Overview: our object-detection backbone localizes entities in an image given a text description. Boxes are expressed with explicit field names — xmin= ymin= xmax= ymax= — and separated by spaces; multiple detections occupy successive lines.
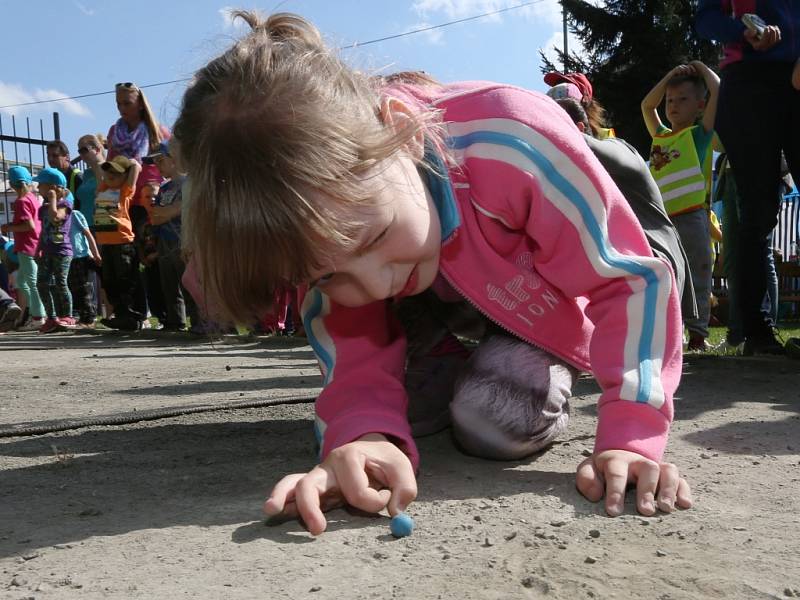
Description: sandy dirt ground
xmin=1 ymin=330 xmax=799 ymax=600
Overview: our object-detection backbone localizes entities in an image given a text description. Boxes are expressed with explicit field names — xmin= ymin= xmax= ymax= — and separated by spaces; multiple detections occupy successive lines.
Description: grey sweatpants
xmin=405 ymin=332 xmax=575 ymax=461
xmin=672 ymin=208 xmax=711 ymax=338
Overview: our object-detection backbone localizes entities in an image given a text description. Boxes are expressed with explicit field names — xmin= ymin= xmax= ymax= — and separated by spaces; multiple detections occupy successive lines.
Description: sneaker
xmin=39 ymin=318 xmax=61 ymax=334
xmin=59 ymin=316 xmax=77 ymax=327
xmin=687 ymin=333 xmax=709 ymax=352
xmin=76 ymin=319 xmax=96 ymax=329
xmin=713 ymin=339 xmax=744 ymax=356
xmin=17 ymin=317 xmax=46 ymax=332
xmin=101 ymin=316 xmax=141 ymax=331
xmin=742 ymin=330 xmax=786 ymax=356
xmin=0 ymin=303 xmax=23 ymax=332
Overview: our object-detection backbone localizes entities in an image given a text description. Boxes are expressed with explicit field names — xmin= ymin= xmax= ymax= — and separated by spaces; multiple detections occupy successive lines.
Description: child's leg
xmin=17 ymin=254 xmax=46 ymax=319
xmin=793 ymin=58 xmax=800 ymax=91
xmin=450 ymin=334 xmax=575 ymax=460
xmin=100 ymin=245 xmax=120 ymax=315
xmin=674 ymin=210 xmax=712 ymax=339
xmin=115 ymin=243 xmax=145 ymax=323
xmin=68 ymin=256 xmax=87 ymax=321
xmin=405 ymin=334 xmax=470 ymax=437
xmin=0 ymin=287 xmax=21 ymax=332
xmin=36 ymin=257 xmax=56 ymax=319
xmin=52 ymin=256 xmax=73 ymax=319
xmin=145 ymin=263 xmax=166 ymax=324
xmin=157 ymin=239 xmax=186 ymax=328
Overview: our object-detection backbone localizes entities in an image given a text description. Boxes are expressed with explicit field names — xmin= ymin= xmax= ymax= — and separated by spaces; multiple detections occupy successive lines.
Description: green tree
xmin=541 ymin=0 xmax=720 ymax=156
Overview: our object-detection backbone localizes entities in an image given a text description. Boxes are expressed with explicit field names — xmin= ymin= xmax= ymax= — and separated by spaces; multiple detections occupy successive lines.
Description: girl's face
xmin=307 ymin=154 xmax=442 ymax=308
xmin=77 ymin=137 xmax=103 ymax=163
xmin=116 ymin=90 xmax=142 ymax=123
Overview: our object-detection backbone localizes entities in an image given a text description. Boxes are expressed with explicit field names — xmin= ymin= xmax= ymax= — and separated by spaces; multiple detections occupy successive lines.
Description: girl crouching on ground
xmin=176 ymin=11 xmax=691 ymax=535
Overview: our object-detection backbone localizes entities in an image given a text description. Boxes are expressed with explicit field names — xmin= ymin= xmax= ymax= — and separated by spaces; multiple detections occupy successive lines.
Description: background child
xmin=0 ymin=166 xmax=46 ymax=330
xmin=176 ymin=11 xmax=691 ymax=534
xmin=146 ymin=141 xmax=200 ymax=332
xmin=33 ymin=168 xmax=74 ymax=333
xmin=95 ymin=155 xmax=143 ymax=331
xmin=67 ymin=207 xmax=102 ymax=327
xmin=0 ymin=286 xmax=22 ymax=333
xmin=641 ymin=61 xmax=720 ymax=351
xmin=131 ymin=182 xmax=166 ymax=328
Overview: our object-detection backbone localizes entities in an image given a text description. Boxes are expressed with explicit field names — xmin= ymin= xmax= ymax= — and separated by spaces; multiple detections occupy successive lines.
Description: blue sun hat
xmin=33 ymin=167 xmax=68 ymax=187
xmin=8 ymin=165 xmax=33 ymax=186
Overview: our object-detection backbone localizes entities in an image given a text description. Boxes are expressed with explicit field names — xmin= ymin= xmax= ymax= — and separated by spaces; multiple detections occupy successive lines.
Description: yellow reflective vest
xmin=649 ymin=125 xmax=710 ymax=217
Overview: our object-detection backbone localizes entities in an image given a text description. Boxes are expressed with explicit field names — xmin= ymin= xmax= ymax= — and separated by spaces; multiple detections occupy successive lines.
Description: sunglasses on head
xmin=115 ymin=82 xmax=138 ymax=90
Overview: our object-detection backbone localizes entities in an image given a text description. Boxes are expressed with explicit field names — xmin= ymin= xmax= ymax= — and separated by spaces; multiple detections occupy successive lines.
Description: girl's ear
xmin=379 ymin=97 xmax=424 ymax=162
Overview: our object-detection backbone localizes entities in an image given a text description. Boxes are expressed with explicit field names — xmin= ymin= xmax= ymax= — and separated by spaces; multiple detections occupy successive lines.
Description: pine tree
xmin=541 ymin=0 xmax=720 ymax=156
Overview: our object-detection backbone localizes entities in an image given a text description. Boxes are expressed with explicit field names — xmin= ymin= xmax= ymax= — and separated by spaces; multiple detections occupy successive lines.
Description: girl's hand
xmin=93 ymin=255 xmax=103 ymax=266
xmin=263 ymin=433 xmax=417 ymax=535
xmin=575 ymin=449 xmax=692 ymax=516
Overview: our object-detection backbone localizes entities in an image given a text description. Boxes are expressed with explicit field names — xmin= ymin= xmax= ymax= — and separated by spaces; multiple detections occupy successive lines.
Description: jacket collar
xmin=419 ymin=141 xmax=460 ymax=243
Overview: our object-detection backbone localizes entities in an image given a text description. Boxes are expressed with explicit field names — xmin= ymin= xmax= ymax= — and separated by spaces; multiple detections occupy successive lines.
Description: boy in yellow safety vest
xmin=641 ymin=61 xmax=720 ymax=352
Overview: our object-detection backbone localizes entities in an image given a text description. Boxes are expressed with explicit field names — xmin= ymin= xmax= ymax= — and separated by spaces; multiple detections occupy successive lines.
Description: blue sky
xmin=0 ymin=0 xmax=575 ymax=165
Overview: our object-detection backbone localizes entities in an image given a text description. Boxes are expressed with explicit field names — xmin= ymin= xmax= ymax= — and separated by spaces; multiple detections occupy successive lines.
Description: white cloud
xmin=412 ymin=0 xmax=564 ymax=28
xmin=74 ymin=1 xmax=95 ymax=16
xmin=0 ymin=82 xmax=92 ymax=118
xmin=219 ymin=6 xmax=248 ymax=30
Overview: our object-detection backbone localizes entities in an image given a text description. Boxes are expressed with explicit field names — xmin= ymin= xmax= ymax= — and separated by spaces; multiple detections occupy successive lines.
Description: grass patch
xmin=702 ymin=324 xmax=800 ymax=356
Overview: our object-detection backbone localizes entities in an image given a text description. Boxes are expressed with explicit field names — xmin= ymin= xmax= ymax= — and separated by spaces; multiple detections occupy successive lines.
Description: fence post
xmin=53 ymin=112 xmax=60 ymax=143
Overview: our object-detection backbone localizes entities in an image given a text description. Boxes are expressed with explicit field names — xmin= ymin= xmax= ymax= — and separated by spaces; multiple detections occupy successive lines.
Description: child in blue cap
xmin=0 ymin=165 xmax=47 ymax=329
xmin=33 ymin=167 xmax=74 ymax=333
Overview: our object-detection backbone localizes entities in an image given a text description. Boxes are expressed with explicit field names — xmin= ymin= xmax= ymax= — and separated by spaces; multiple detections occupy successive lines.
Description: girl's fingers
xmin=293 ymin=467 xmax=332 ymax=536
xmin=676 ymin=477 xmax=693 ymax=509
xmin=263 ymin=473 xmax=306 ymax=516
xmin=367 ymin=456 xmax=417 ymax=516
xmin=335 ymin=452 xmax=390 ymax=514
xmin=575 ymin=457 xmax=605 ymax=503
xmin=655 ymin=462 xmax=680 ymax=513
xmin=601 ymin=459 xmax=630 ymax=517
xmin=632 ymin=460 xmax=660 ymax=516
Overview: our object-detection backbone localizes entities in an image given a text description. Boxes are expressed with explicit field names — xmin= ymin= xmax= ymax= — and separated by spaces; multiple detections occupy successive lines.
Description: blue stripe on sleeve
xmin=449 ymin=130 xmax=659 ymax=403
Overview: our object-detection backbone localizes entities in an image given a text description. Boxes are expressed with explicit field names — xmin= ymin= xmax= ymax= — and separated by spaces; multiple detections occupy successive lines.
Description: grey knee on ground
xmin=451 ymin=334 xmax=575 ymax=460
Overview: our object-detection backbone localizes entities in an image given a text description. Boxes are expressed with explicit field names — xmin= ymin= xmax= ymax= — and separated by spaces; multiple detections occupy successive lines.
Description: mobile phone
xmin=742 ymin=13 xmax=767 ymax=39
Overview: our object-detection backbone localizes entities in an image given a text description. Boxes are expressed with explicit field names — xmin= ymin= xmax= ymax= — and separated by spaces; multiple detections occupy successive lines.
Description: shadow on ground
xmin=0 ymin=410 xmax=588 ymax=556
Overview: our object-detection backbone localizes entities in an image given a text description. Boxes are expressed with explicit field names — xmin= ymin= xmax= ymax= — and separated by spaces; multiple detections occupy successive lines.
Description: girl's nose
xmin=350 ymin=257 xmax=393 ymax=302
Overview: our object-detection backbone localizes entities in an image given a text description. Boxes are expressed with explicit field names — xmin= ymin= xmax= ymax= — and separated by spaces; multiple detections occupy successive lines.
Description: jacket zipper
xmin=436 ymin=265 xmax=586 ymax=370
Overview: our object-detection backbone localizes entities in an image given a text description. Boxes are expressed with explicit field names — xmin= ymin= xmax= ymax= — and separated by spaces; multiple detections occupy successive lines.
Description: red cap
xmin=543 ymin=72 xmax=593 ymax=103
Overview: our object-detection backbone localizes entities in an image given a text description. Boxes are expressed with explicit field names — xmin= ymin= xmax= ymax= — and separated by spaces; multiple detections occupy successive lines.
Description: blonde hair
xmin=78 ymin=133 xmax=105 ymax=154
xmin=117 ymin=85 xmax=163 ymax=152
xmin=175 ymin=10 xmax=434 ymax=324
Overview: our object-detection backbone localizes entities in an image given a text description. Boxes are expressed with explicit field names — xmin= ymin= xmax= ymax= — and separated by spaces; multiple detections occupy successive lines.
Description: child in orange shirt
xmin=95 ymin=155 xmax=144 ymax=330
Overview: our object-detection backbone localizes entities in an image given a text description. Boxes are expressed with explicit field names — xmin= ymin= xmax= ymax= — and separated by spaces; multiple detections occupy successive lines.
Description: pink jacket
xmin=303 ymin=82 xmax=683 ymax=470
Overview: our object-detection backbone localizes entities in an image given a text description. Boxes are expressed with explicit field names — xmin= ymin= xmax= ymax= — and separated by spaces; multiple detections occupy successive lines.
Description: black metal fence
xmin=0 ymin=112 xmax=61 ymax=225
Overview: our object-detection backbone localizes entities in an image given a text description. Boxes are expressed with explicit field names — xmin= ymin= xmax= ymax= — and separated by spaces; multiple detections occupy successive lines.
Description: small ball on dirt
xmin=390 ymin=513 xmax=415 ymax=538
xmin=225 ymin=365 xmax=231 ymax=371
